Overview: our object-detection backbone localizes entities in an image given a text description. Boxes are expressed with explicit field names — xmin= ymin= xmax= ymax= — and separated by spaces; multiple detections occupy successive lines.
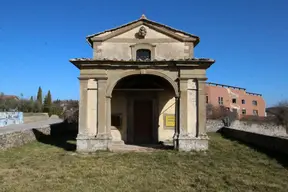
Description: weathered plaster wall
xmin=158 ymin=92 xmax=175 ymax=142
xmin=111 ymin=91 xmax=176 ymax=143
xmin=93 ymin=25 xmax=192 ymax=60
xmin=111 ymin=92 xmax=127 ymax=141
xmin=0 ymin=112 xmax=23 ymax=127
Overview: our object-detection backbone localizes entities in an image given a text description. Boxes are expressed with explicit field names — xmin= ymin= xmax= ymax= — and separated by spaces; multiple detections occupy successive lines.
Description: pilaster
xmin=175 ymin=78 xmax=208 ymax=151
xmin=78 ymin=78 xmax=89 ymax=136
xmin=87 ymin=79 xmax=97 ymax=136
xmin=76 ymin=77 xmax=112 ymax=152
xmin=197 ymin=79 xmax=208 ymax=138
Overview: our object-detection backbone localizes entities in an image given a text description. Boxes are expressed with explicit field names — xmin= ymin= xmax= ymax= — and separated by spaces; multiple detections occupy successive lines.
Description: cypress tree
xmin=37 ymin=87 xmax=43 ymax=105
xmin=43 ymin=90 xmax=52 ymax=114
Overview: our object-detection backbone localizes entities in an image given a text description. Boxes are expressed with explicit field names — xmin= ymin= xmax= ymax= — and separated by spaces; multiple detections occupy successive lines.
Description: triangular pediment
xmin=87 ymin=17 xmax=199 ymax=46
xmin=113 ymin=24 xmax=173 ymax=39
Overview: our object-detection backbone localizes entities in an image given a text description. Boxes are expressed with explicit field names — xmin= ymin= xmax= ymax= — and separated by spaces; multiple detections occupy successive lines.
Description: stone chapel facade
xmin=70 ymin=15 xmax=215 ymax=152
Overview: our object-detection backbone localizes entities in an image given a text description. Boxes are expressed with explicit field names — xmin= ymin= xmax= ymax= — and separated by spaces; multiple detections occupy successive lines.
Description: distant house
xmin=0 ymin=95 xmax=19 ymax=100
xmin=205 ymin=82 xmax=266 ymax=117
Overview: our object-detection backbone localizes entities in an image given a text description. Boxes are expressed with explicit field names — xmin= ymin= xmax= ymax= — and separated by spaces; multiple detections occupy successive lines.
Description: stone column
xmin=77 ymin=78 xmax=89 ymax=137
xmin=94 ymin=79 xmax=112 ymax=150
xmin=77 ymin=78 xmax=98 ymax=152
xmin=176 ymin=78 xmax=208 ymax=151
xmin=76 ymin=78 xmax=111 ymax=152
xmin=197 ymin=79 xmax=209 ymax=139
xmin=106 ymin=96 xmax=112 ymax=137
xmin=173 ymin=96 xmax=180 ymax=149
xmin=87 ymin=79 xmax=98 ymax=136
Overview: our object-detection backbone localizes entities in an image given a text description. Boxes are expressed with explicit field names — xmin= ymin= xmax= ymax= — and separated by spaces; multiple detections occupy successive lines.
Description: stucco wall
xmin=93 ymin=25 xmax=192 ymax=60
xmin=0 ymin=112 xmax=23 ymax=127
xmin=111 ymin=90 xmax=176 ymax=143
xmin=158 ymin=92 xmax=175 ymax=141
xmin=111 ymin=92 xmax=127 ymax=141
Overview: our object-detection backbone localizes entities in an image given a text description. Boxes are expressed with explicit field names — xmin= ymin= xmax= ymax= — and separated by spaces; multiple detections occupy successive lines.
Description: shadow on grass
xmin=135 ymin=143 xmax=174 ymax=150
xmin=217 ymin=128 xmax=288 ymax=168
xmin=32 ymin=121 xmax=77 ymax=151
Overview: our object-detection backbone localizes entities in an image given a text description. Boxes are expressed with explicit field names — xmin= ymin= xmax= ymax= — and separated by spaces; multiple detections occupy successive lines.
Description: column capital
xmin=78 ymin=75 xmax=107 ymax=80
xmin=196 ymin=77 xmax=208 ymax=82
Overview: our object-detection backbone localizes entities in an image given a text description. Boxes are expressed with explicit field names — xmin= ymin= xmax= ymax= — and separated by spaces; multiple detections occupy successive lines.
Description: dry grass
xmin=0 ymin=133 xmax=288 ymax=192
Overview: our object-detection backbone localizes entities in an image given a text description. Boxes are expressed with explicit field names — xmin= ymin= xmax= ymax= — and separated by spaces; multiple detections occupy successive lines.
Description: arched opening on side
xmin=110 ymin=74 xmax=177 ymax=146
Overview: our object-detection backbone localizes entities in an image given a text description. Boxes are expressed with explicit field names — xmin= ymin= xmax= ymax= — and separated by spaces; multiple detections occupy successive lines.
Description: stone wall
xmin=206 ymin=119 xmax=288 ymax=138
xmin=0 ymin=112 xmax=23 ymax=127
xmin=206 ymin=119 xmax=224 ymax=132
xmin=229 ymin=120 xmax=287 ymax=137
xmin=0 ymin=125 xmax=50 ymax=150
xmin=0 ymin=118 xmax=63 ymax=150
xmin=220 ymin=128 xmax=288 ymax=156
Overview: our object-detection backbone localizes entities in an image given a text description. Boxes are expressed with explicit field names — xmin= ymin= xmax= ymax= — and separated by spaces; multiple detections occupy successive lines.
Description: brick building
xmin=205 ymin=82 xmax=266 ymax=117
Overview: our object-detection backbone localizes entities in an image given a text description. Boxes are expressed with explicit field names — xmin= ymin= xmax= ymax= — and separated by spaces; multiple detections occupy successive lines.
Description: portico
xmin=70 ymin=15 xmax=215 ymax=152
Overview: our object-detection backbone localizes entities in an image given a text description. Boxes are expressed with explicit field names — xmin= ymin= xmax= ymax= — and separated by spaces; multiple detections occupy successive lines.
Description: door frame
xmin=126 ymin=92 xmax=159 ymax=144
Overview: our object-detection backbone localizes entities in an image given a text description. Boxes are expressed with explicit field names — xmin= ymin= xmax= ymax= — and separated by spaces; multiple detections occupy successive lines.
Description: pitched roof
xmin=0 ymin=95 xmax=19 ymax=100
xmin=70 ymin=58 xmax=215 ymax=70
xmin=86 ymin=15 xmax=200 ymax=47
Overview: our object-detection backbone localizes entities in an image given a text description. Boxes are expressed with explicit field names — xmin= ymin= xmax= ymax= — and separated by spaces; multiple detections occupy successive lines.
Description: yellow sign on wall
xmin=165 ymin=115 xmax=175 ymax=127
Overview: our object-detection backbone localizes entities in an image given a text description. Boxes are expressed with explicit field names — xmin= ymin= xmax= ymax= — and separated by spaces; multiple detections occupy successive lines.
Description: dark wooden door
xmin=133 ymin=99 xmax=153 ymax=144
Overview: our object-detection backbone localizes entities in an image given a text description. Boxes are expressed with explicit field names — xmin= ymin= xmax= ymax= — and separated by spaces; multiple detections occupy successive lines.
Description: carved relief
xmin=135 ymin=26 xmax=147 ymax=39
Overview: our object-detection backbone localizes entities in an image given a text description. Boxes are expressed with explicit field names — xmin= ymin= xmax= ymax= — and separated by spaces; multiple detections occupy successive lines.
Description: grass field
xmin=0 ymin=133 xmax=287 ymax=192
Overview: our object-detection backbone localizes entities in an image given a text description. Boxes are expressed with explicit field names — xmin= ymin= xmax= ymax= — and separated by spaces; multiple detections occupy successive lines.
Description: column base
xmin=76 ymin=134 xmax=112 ymax=152
xmin=111 ymin=126 xmax=125 ymax=145
xmin=174 ymin=134 xmax=209 ymax=152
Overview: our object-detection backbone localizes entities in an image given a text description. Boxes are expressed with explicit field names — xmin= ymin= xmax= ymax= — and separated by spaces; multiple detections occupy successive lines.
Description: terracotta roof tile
xmin=70 ymin=58 xmax=214 ymax=62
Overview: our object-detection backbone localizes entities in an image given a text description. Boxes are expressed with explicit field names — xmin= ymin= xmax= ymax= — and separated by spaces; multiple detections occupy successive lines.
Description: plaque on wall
xmin=164 ymin=114 xmax=175 ymax=129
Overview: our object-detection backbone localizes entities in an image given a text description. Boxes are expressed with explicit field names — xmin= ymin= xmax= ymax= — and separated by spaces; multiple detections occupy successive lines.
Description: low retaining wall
xmin=0 ymin=118 xmax=63 ymax=150
xmin=206 ymin=119 xmax=288 ymax=138
xmin=206 ymin=119 xmax=224 ymax=132
xmin=220 ymin=128 xmax=288 ymax=156
xmin=0 ymin=112 xmax=23 ymax=127
xmin=23 ymin=113 xmax=49 ymax=124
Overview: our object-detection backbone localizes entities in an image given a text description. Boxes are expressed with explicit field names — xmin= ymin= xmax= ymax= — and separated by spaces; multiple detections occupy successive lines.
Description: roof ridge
xmin=86 ymin=16 xmax=199 ymax=40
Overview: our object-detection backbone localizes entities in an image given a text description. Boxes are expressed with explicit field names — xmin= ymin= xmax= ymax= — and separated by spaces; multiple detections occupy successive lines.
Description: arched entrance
xmin=110 ymin=74 xmax=177 ymax=145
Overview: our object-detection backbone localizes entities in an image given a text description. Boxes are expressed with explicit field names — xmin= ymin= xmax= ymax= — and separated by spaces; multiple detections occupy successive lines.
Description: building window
xmin=218 ymin=97 xmax=223 ymax=105
xmin=232 ymin=98 xmax=237 ymax=104
xmin=206 ymin=96 xmax=208 ymax=104
xmin=136 ymin=49 xmax=151 ymax=60
xmin=252 ymin=100 xmax=258 ymax=106
xmin=242 ymin=109 xmax=246 ymax=115
xmin=253 ymin=110 xmax=258 ymax=116
xmin=242 ymin=99 xmax=245 ymax=104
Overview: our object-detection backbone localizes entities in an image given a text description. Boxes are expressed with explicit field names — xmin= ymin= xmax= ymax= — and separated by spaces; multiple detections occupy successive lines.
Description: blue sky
xmin=0 ymin=0 xmax=287 ymax=107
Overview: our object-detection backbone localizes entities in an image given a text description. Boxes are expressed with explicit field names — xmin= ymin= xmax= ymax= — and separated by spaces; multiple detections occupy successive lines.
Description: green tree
xmin=34 ymin=101 xmax=42 ymax=113
xmin=37 ymin=86 xmax=43 ymax=106
xmin=43 ymin=90 xmax=52 ymax=115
